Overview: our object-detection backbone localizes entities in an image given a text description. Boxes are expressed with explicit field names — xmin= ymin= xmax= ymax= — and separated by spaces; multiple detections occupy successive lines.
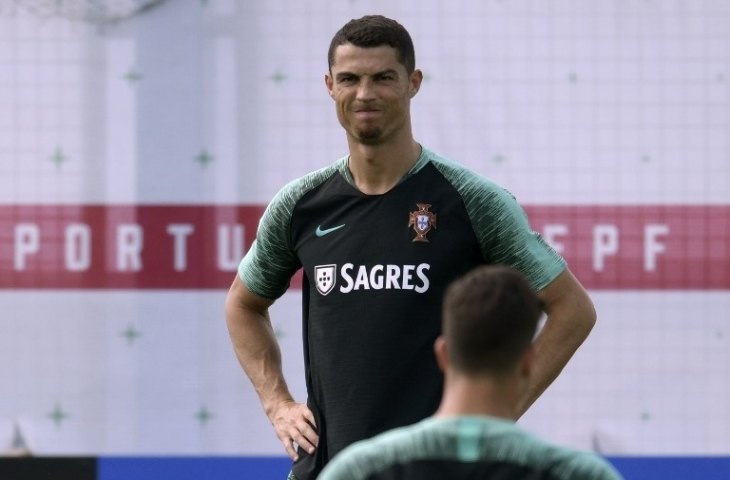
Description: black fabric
xmin=290 ymin=164 xmax=486 ymax=480
xmin=363 ymin=459 xmax=562 ymax=480
xmin=0 ymin=457 xmax=97 ymax=480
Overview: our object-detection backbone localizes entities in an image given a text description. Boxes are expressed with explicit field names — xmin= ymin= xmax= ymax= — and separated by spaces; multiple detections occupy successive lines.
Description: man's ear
xmin=409 ymin=69 xmax=423 ymax=98
xmin=520 ymin=345 xmax=536 ymax=378
xmin=325 ymin=72 xmax=335 ymax=98
xmin=434 ymin=335 xmax=449 ymax=373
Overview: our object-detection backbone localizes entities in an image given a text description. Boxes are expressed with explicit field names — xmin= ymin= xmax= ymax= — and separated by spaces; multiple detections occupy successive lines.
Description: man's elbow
xmin=576 ymin=291 xmax=597 ymax=339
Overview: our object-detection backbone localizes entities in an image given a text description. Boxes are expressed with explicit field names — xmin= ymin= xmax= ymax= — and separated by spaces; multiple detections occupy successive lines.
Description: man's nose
xmin=356 ymin=79 xmax=376 ymax=101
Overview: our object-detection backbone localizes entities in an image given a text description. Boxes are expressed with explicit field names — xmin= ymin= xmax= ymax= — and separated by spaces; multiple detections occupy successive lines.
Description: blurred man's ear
xmin=434 ymin=336 xmax=448 ymax=373
xmin=520 ymin=345 xmax=536 ymax=379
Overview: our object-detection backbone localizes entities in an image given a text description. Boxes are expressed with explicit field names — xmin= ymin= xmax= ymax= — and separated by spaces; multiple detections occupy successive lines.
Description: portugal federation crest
xmin=314 ymin=264 xmax=337 ymax=296
xmin=408 ymin=203 xmax=437 ymax=242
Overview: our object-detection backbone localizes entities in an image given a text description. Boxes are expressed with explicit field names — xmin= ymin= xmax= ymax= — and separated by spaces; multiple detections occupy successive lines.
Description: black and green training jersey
xmin=317 ymin=416 xmax=624 ymax=480
xmin=239 ymin=147 xmax=566 ymax=480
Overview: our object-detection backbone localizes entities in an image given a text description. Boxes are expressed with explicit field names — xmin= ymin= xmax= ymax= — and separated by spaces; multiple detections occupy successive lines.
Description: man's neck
xmin=434 ymin=374 xmax=521 ymax=421
xmin=347 ymin=138 xmax=422 ymax=195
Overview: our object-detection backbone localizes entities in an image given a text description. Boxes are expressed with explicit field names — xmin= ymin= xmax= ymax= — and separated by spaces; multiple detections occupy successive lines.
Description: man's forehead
xmin=331 ymin=44 xmax=404 ymax=74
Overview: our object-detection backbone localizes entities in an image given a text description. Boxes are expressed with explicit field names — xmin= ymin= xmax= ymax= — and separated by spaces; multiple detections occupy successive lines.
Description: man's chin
xmin=353 ymin=129 xmax=384 ymax=144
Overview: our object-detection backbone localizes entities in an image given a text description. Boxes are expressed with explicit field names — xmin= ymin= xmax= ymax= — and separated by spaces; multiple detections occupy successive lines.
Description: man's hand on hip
xmin=272 ymin=400 xmax=319 ymax=461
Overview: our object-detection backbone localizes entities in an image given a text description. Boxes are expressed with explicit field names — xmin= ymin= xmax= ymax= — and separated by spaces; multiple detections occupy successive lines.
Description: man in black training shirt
xmin=318 ymin=265 xmax=622 ymax=480
xmin=225 ymin=15 xmax=597 ymax=480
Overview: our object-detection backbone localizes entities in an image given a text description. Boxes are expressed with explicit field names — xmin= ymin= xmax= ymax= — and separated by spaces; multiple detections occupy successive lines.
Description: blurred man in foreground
xmin=319 ymin=265 xmax=622 ymax=480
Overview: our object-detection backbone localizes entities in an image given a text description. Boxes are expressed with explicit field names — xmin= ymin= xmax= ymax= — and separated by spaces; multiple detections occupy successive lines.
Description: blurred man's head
xmin=439 ymin=265 xmax=544 ymax=378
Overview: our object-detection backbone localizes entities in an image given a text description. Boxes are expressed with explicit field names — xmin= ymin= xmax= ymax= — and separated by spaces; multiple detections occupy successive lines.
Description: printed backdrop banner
xmin=1 ymin=205 xmax=728 ymax=290
xmin=0 ymin=0 xmax=728 ymax=458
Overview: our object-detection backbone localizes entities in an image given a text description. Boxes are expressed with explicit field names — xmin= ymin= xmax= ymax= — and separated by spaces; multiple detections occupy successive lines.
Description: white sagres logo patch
xmin=315 ymin=264 xmax=337 ymax=295
xmin=314 ymin=263 xmax=431 ymax=295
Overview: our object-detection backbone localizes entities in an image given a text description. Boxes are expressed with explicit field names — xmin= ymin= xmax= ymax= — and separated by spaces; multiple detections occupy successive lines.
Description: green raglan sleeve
xmin=433 ymin=159 xmax=566 ymax=291
xmin=317 ymin=455 xmax=361 ymax=480
xmin=469 ymin=183 xmax=566 ymax=290
xmin=316 ymin=432 xmax=407 ymax=480
xmin=238 ymin=183 xmax=303 ymax=301
xmin=558 ymin=452 xmax=626 ymax=480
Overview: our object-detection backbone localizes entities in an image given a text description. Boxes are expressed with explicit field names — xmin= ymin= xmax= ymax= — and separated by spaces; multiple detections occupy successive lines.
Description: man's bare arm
xmin=516 ymin=268 xmax=597 ymax=416
xmin=225 ymin=275 xmax=318 ymax=460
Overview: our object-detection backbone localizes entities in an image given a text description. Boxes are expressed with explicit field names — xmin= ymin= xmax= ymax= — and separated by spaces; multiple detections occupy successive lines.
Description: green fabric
xmin=238 ymin=159 xmax=345 ymax=300
xmin=318 ymin=416 xmax=624 ymax=480
xmin=428 ymin=152 xmax=566 ymax=290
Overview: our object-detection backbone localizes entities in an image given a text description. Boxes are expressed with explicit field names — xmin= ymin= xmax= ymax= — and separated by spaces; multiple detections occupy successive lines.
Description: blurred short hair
xmin=442 ymin=265 xmax=544 ymax=375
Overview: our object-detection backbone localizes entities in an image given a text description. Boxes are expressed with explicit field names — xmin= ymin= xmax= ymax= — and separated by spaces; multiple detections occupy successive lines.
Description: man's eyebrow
xmin=335 ymin=68 xmax=399 ymax=78
xmin=373 ymin=69 xmax=398 ymax=76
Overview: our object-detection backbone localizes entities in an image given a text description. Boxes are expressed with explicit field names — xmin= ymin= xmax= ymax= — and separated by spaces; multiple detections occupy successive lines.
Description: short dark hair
xmin=442 ymin=265 xmax=544 ymax=376
xmin=327 ymin=15 xmax=416 ymax=74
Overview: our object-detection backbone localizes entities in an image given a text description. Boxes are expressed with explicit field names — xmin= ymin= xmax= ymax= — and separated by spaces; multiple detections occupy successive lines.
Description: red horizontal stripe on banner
xmin=523 ymin=205 xmax=729 ymax=290
xmin=0 ymin=205 xmax=266 ymax=289
xmin=0 ymin=205 xmax=728 ymax=290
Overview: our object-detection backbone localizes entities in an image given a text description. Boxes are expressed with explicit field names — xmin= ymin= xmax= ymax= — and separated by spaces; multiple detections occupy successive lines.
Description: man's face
xmin=325 ymin=44 xmax=421 ymax=145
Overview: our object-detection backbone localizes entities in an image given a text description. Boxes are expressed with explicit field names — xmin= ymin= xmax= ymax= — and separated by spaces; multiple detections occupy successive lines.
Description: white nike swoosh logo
xmin=315 ymin=224 xmax=346 ymax=237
